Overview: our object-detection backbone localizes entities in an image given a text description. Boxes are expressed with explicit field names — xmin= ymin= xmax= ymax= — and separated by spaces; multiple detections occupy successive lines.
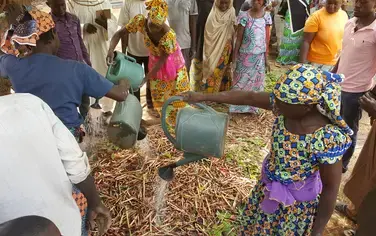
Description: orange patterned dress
xmin=125 ymin=14 xmax=190 ymax=126
xmin=190 ymin=40 xmax=232 ymax=93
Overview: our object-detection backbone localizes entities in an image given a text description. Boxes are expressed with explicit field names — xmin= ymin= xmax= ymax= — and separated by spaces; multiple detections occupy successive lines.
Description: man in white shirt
xmin=67 ymin=0 xmax=119 ymax=115
xmin=167 ymin=0 xmax=198 ymax=73
xmin=0 ymin=93 xmax=111 ymax=236
xmin=118 ymin=0 xmax=154 ymax=109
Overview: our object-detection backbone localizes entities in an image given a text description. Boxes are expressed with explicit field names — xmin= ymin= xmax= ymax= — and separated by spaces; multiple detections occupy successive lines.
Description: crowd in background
xmin=0 ymin=0 xmax=376 ymax=235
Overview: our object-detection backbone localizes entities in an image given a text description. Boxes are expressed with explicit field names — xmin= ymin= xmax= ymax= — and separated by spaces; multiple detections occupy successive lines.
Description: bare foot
xmin=147 ymin=109 xmax=160 ymax=118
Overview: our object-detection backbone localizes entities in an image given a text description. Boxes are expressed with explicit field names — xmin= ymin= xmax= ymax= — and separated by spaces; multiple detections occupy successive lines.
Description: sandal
xmin=335 ymin=202 xmax=357 ymax=223
xmin=344 ymin=229 xmax=356 ymax=236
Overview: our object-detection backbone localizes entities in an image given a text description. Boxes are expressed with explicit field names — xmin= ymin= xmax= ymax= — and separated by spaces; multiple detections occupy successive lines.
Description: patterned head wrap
xmin=146 ymin=0 xmax=168 ymax=26
xmin=0 ymin=6 xmax=55 ymax=57
xmin=273 ymin=64 xmax=353 ymax=136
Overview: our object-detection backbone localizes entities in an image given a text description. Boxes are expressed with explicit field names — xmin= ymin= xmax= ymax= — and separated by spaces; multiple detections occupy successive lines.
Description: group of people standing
xmin=1 ymin=0 xmax=376 ymax=235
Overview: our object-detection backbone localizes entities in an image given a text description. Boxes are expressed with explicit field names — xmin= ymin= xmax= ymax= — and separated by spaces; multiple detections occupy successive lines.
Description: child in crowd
xmin=230 ymin=0 xmax=272 ymax=114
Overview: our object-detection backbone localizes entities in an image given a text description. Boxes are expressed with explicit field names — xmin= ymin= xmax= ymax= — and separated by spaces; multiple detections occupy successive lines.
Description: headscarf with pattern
xmin=273 ymin=64 xmax=353 ymax=136
xmin=0 ymin=6 xmax=55 ymax=57
xmin=146 ymin=0 xmax=168 ymax=26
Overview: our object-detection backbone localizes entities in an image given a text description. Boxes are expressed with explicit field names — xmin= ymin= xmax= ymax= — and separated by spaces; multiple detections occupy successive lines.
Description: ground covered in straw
xmin=90 ymin=71 xmax=354 ymax=235
xmin=91 ymin=109 xmax=274 ymax=235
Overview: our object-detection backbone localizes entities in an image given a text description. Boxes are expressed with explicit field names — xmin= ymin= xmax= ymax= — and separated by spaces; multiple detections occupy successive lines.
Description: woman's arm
xmin=107 ymin=27 xmax=129 ymax=64
xmin=265 ymin=24 xmax=271 ymax=71
xmin=312 ymin=161 xmax=342 ymax=236
xmin=232 ymin=25 xmax=245 ymax=63
xmin=182 ymin=91 xmax=272 ymax=110
xmin=299 ymin=32 xmax=315 ymax=63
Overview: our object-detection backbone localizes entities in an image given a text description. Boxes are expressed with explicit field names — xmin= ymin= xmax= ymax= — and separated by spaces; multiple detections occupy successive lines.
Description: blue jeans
xmin=341 ymin=91 xmax=365 ymax=172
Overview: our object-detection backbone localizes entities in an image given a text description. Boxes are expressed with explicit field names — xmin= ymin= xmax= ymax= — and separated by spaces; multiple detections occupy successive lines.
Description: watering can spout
xmin=158 ymin=153 xmax=206 ymax=181
xmin=91 ymin=98 xmax=102 ymax=109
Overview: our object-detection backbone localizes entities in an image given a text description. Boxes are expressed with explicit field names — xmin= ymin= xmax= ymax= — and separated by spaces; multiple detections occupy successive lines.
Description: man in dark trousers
xmin=48 ymin=0 xmax=92 ymax=121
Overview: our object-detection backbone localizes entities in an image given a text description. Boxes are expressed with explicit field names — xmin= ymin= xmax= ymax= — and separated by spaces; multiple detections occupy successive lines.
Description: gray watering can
xmin=106 ymin=51 xmax=145 ymax=91
xmin=158 ymin=96 xmax=229 ymax=181
xmin=107 ymin=88 xmax=143 ymax=149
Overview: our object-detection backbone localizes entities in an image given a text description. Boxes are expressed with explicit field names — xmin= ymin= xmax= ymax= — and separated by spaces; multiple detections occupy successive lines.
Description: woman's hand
xmin=84 ymin=23 xmax=97 ymax=34
xmin=106 ymin=51 xmax=115 ymax=65
xmin=4 ymin=3 xmax=23 ymax=25
xmin=87 ymin=203 xmax=112 ymax=236
xmin=180 ymin=91 xmax=205 ymax=103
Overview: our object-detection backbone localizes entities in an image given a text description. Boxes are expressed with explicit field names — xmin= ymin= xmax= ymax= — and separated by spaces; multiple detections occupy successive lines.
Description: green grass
xmin=225 ymin=137 xmax=266 ymax=181
xmin=208 ymin=208 xmax=245 ymax=236
xmin=265 ymin=71 xmax=283 ymax=93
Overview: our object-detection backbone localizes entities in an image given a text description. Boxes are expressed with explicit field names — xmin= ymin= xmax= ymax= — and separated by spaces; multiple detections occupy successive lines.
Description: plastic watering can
xmin=107 ymin=88 xmax=142 ymax=149
xmin=106 ymin=51 xmax=145 ymax=91
xmin=158 ymin=96 xmax=229 ymax=181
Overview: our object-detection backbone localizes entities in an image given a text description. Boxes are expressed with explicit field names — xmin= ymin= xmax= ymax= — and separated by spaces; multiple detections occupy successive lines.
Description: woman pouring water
xmin=182 ymin=64 xmax=352 ymax=235
xmin=107 ymin=0 xmax=190 ymax=126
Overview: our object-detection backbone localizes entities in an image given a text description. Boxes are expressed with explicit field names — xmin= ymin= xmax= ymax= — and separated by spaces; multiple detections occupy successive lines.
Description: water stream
xmin=81 ymin=107 xmax=107 ymax=157
xmin=154 ymin=178 xmax=169 ymax=226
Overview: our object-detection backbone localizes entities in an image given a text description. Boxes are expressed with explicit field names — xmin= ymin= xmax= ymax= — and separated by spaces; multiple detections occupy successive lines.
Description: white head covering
xmin=203 ymin=0 xmax=236 ymax=81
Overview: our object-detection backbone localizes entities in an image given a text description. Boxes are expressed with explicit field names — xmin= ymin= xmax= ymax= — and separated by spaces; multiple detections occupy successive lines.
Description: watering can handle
xmin=124 ymin=55 xmax=137 ymax=63
xmin=105 ymin=63 xmax=113 ymax=79
xmin=161 ymin=95 xmax=218 ymax=146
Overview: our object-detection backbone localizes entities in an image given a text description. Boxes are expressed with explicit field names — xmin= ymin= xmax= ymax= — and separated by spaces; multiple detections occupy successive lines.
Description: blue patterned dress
xmin=240 ymin=64 xmax=353 ymax=235
xmin=240 ymin=115 xmax=351 ymax=235
xmin=230 ymin=11 xmax=272 ymax=114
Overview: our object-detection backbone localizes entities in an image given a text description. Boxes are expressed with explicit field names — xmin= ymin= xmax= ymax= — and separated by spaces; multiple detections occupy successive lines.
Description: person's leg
xmin=141 ymin=56 xmax=154 ymax=109
xmin=181 ymin=48 xmax=192 ymax=74
xmin=79 ymin=95 xmax=91 ymax=121
xmin=356 ymin=187 xmax=376 ymax=236
xmin=126 ymin=52 xmax=143 ymax=101
xmin=341 ymin=91 xmax=365 ymax=173
xmin=126 ymin=53 xmax=148 ymax=140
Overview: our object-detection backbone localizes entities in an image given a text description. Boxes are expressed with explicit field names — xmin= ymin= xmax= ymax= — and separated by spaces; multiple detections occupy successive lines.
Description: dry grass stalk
xmin=90 ymin=109 xmax=275 ymax=235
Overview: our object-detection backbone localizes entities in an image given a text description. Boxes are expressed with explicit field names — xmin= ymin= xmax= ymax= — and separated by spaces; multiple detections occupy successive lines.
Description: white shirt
xmin=0 ymin=93 xmax=91 ymax=236
xmin=118 ymin=0 xmax=149 ymax=57
xmin=167 ymin=0 xmax=198 ymax=49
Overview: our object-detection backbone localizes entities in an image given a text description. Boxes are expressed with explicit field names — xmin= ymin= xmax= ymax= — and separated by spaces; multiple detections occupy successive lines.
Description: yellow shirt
xmin=304 ymin=8 xmax=348 ymax=65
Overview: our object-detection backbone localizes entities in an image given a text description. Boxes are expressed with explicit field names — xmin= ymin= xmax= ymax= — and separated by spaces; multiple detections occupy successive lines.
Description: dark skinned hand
xmin=180 ymin=91 xmax=205 ymax=103
xmin=360 ymin=92 xmax=376 ymax=118
xmin=85 ymin=23 xmax=97 ymax=34
xmin=87 ymin=204 xmax=112 ymax=235
xmin=4 ymin=3 xmax=23 ymax=25
xmin=95 ymin=13 xmax=107 ymax=29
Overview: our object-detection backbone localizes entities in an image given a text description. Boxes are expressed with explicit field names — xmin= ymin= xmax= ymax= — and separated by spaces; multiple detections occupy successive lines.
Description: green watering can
xmin=106 ymin=51 xmax=145 ymax=90
xmin=107 ymin=89 xmax=142 ymax=149
xmin=158 ymin=96 xmax=229 ymax=181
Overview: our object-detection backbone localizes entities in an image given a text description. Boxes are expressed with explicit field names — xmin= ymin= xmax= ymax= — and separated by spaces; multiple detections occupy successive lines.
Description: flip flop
xmin=344 ymin=229 xmax=356 ymax=236
xmin=335 ymin=202 xmax=357 ymax=223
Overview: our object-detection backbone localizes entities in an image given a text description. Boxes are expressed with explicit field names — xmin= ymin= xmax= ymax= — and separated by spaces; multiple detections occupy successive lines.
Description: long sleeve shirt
xmin=0 ymin=93 xmax=91 ymax=236
xmin=52 ymin=12 xmax=92 ymax=66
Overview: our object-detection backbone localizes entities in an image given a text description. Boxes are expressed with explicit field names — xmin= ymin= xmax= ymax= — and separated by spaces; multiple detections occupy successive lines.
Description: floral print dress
xmin=240 ymin=114 xmax=351 ymax=235
xmin=126 ymin=14 xmax=190 ymax=126
xmin=229 ymin=11 xmax=272 ymax=114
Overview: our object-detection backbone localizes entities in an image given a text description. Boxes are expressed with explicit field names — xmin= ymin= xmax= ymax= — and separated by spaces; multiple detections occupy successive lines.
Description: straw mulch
xmin=90 ymin=108 xmax=274 ymax=235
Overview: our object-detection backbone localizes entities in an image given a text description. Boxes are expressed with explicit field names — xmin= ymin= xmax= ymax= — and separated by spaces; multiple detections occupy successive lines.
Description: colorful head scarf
xmin=273 ymin=64 xmax=353 ymax=136
xmin=146 ymin=0 xmax=168 ymax=26
xmin=0 ymin=6 xmax=55 ymax=57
